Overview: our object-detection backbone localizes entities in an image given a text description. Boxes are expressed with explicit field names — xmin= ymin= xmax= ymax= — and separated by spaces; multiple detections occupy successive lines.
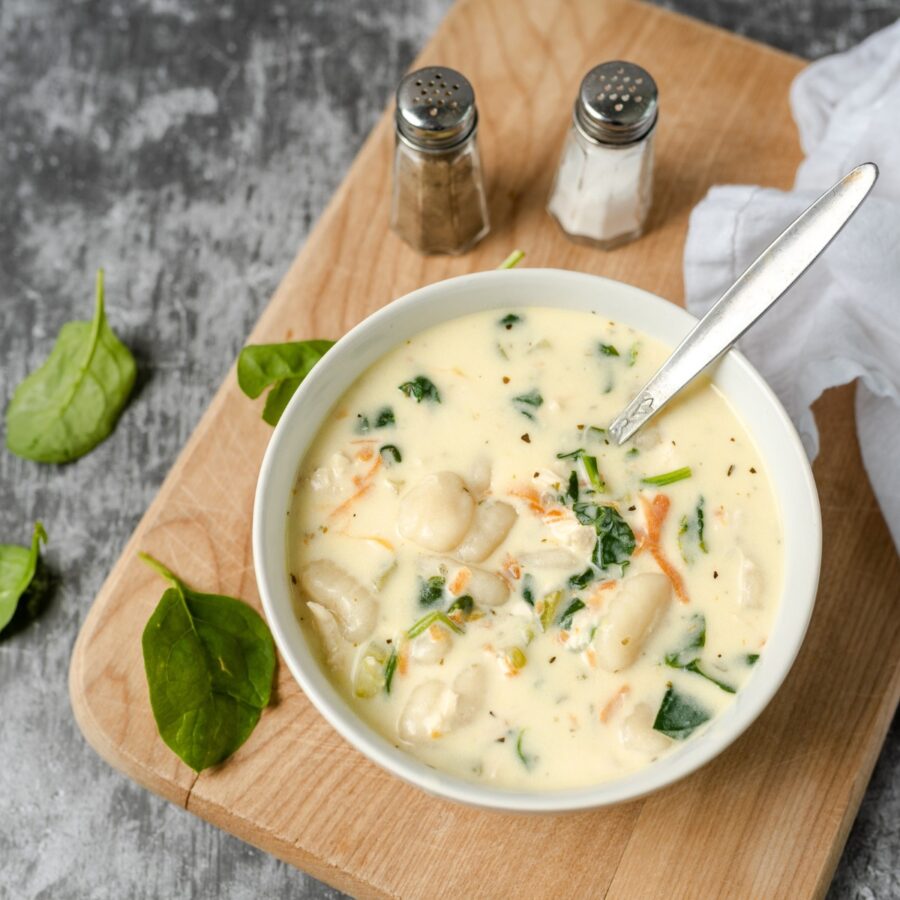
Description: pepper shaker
xmin=390 ymin=66 xmax=490 ymax=255
xmin=548 ymin=61 xmax=658 ymax=249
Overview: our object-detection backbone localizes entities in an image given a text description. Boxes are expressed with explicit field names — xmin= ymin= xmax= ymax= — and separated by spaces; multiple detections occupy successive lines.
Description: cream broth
xmin=288 ymin=308 xmax=782 ymax=790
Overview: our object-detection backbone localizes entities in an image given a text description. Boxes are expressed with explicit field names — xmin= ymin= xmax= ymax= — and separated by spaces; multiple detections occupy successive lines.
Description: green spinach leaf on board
xmin=6 ymin=270 xmax=136 ymax=463
xmin=653 ymin=685 xmax=711 ymax=740
xmin=237 ymin=339 xmax=335 ymax=426
xmin=0 ymin=522 xmax=48 ymax=632
xmin=139 ymin=553 xmax=276 ymax=773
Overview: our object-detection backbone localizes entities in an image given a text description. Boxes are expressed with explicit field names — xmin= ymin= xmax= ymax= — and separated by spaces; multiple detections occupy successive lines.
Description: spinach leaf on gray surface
xmin=6 ymin=270 xmax=136 ymax=463
xmin=237 ymin=339 xmax=334 ymax=426
xmin=140 ymin=553 xmax=276 ymax=773
xmin=0 ymin=522 xmax=48 ymax=633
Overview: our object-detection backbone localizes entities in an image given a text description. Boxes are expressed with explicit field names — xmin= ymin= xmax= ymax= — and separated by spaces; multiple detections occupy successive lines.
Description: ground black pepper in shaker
xmin=389 ymin=66 xmax=490 ymax=255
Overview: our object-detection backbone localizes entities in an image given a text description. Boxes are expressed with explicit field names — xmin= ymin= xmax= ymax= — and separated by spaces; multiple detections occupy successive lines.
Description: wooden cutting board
xmin=69 ymin=1 xmax=900 ymax=897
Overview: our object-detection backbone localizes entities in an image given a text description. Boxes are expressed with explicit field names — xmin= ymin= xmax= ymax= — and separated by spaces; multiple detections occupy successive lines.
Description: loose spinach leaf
xmin=399 ymin=376 xmax=441 ymax=404
xmin=678 ymin=497 xmax=708 ymax=562
xmin=567 ymin=470 xmax=579 ymax=502
xmin=599 ymin=343 xmax=620 ymax=357
xmin=653 ymin=685 xmax=711 ymax=740
xmin=664 ymin=614 xmax=735 ymax=692
xmin=140 ymin=553 xmax=276 ymax=773
xmin=521 ymin=574 xmax=536 ymax=607
xmin=418 ymin=575 xmax=445 ymax=607
xmin=664 ymin=613 xmax=706 ymax=668
xmin=515 ymin=729 xmax=534 ymax=768
xmin=512 ymin=389 xmax=543 ymax=420
xmin=447 ymin=594 xmax=474 ymax=617
xmin=0 ymin=522 xmax=48 ymax=633
xmin=356 ymin=406 xmax=395 ymax=434
xmin=581 ymin=505 xmax=635 ymax=572
xmin=6 ymin=270 xmax=137 ymax=463
xmin=558 ymin=598 xmax=586 ymax=629
xmin=237 ymin=339 xmax=334 ymax=427
xmin=568 ymin=568 xmax=595 ymax=590
xmin=379 ymin=444 xmax=402 ymax=465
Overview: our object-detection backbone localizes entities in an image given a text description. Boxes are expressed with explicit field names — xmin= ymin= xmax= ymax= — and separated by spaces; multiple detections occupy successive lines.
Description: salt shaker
xmin=390 ymin=66 xmax=490 ymax=255
xmin=548 ymin=61 xmax=658 ymax=249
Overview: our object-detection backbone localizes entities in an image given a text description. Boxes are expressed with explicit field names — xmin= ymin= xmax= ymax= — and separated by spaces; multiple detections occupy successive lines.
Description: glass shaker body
xmin=548 ymin=121 xmax=654 ymax=250
xmin=390 ymin=134 xmax=490 ymax=255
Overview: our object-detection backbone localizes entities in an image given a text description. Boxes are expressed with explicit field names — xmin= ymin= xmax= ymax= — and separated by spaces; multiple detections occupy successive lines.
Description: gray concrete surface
xmin=0 ymin=1 xmax=897 ymax=897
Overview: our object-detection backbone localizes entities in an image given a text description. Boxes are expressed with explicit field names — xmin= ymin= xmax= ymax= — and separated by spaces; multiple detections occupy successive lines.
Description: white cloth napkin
xmin=684 ymin=20 xmax=900 ymax=550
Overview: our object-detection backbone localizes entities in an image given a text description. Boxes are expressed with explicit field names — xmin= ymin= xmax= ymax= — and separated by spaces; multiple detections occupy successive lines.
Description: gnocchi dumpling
xmin=456 ymin=500 xmax=517 ymax=562
xmin=301 ymin=559 xmax=378 ymax=643
xmin=620 ymin=703 xmax=672 ymax=754
xmin=398 ymin=471 xmax=475 ymax=552
xmin=398 ymin=664 xmax=484 ymax=742
xmin=594 ymin=573 xmax=671 ymax=672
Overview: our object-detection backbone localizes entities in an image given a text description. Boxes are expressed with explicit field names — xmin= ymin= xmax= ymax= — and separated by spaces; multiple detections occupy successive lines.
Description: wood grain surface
xmin=68 ymin=0 xmax=900 ymax=897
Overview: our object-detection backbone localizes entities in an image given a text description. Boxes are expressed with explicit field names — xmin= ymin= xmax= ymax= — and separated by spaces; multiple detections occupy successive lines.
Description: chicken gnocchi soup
xmin=289 ymin=307 xmax=782 ymax=790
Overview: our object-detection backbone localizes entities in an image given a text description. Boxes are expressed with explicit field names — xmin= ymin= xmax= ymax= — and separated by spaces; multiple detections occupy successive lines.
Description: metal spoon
xmin=608 ymin=162 xmax=878 ymax=445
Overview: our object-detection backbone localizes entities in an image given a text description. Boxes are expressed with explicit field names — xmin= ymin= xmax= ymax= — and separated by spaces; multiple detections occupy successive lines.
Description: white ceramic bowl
xmin=253 ymin=269 xmax=821 ymax=812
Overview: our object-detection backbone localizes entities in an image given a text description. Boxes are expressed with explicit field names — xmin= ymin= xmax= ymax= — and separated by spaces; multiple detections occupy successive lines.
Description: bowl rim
xmin=252 ymin=267 xmax=821 ymax=813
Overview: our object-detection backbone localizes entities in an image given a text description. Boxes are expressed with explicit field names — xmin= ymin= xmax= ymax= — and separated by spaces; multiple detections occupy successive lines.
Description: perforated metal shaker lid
xmin=575 ymin=61 xmax=658 ymax=145
xmin=395 ymin=66 xmax=477 ymax=150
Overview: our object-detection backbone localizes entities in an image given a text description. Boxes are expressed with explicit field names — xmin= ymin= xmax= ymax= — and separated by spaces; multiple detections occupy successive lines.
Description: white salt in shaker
xmin=548 ymin=61 xmax=658 ymax=249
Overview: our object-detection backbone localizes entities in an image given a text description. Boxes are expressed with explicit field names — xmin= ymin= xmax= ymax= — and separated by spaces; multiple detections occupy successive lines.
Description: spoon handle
xmin=608 ymin=162 xmax=878 ymax=446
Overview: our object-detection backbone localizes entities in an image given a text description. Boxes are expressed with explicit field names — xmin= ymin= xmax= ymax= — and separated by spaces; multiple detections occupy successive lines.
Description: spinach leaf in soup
xmin=418 ymin=575 xmax=445 ymax=607
xmin=599 ymin=343 xmax=620 ymax=357
xmin=237 ymin=339 xmax=335 ymax=426
xmin=498 ymin=312 xmax=523 ymax=328
xmin=558 ymin=598 xmax=586 ymax=629
xmin=512 ymin=389 xmax=543 ymax=420
xmin=0 ymin=522 xmax=48 ymax=633
xmin=576 ymin=505 xmax=635 ymax=573
xmin=678 ymin=497 xmax=708 ymax=562
xmin=6 ymin=270 xmax=137 ymax=463
xmin=664 ymin=613 xmax=735 ymax=693
xmin=399 ymin=376 xmax=441 ymax=404
xmin=653 ymin=685 xmax=711 ymax=740
xmin=139 ymin=553 xmax=276 ymax=773
xmin=379 ymin=444 xmax=402 ymax=466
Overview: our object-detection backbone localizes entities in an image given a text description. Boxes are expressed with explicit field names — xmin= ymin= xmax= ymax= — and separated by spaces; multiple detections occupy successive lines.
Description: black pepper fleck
xmin=750 ymin=466 xmax=757 ymax=474
xmin=521 ymin=433 xmax=531 ymax=443
xmin=713 ymin=570 xmax=719 ymax=579
xmin=549 ymin=656 xmax=557 ymax=664
xmin=727 ymin=464 xmax=734 ymax=476
xmin=290 ymin=573 xmax=297 ymax=585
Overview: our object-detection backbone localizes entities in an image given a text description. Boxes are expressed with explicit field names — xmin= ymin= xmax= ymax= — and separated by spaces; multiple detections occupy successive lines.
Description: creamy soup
xmin=288 ymin=308 xmax=782 ymax=790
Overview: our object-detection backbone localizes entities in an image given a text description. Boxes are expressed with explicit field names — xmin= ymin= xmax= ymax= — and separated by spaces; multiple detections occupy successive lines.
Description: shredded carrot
xmin=500 ymin=555 xmax=521 ymax=583
xmin=329 ymin=457 xmax=382 ymax=519
xmin=587 ymin=579 xmax=617 ymax=609
xmin=508 ymin=485 xmax=546 ymax=515
xmin=639 ymin=494 xmax=689 ymax=603
xmin=397 ymin=642 xmax=409 ymax=675
xmin=356 ymin=446 xmax=374 ymax=462
xmin=599 ymin=685 xmax=630 ymax=723
xmin=428 ymin=624 xmax=444 ymax=641
xmin=584 ymin=647 xmax=597 ymax=669
xmin=449 ymin=567 xmax=471 ymax=595
xmin=542 ymin=508 xmax=567 ymax=522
